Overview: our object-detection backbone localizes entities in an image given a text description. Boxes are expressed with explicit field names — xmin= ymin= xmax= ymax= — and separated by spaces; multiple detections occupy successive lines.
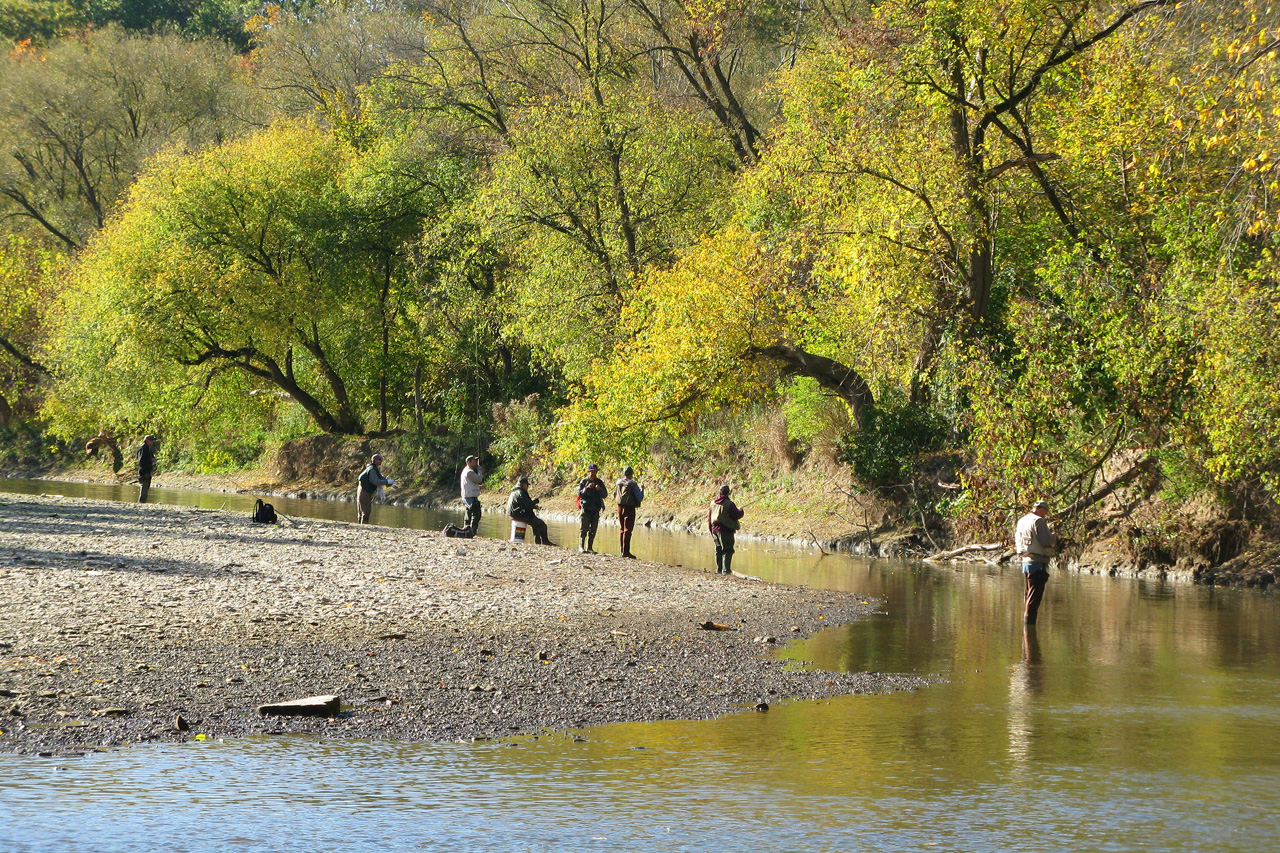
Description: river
xmin=2 ymin=478 xmax=1278 ymax=851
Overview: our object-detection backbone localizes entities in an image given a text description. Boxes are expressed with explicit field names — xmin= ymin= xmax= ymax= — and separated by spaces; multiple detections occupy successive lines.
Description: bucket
xmin=510 ymin=520 xmax=528 ymax=542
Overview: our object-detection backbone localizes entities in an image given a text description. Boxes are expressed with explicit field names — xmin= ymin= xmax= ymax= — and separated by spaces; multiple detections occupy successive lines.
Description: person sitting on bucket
xmin=507 ymin=476 xmax=554 ymax=545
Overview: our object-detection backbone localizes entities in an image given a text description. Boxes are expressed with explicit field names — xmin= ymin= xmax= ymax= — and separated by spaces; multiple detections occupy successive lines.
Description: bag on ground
xmin=252 ymin=498 xmax=278 ymax=524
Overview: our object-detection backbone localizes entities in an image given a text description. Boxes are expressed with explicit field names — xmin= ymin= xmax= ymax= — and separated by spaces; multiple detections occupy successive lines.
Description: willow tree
xmin=47 ymin=120 xmax=451 ymax=442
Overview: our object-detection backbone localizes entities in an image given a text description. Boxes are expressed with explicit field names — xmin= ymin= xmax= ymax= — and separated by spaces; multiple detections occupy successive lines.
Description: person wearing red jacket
xmin=708 ymin=484 xmax=744 ymax=575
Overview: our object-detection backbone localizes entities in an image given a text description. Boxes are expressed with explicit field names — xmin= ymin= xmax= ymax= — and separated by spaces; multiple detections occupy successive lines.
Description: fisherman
xmin=577 ymin=463 xmax=608 ymax=553
xmin=508 ymin=476 xmax=553 ymax=545
xmin=356 ymin=453 xmax=395 ymax=524
xmin=1014 ymin=499 xmax=1058 ymax=624
xmin=615 ymin=466 xmax=644 ymax=559
xmin=460 ymin=454 xmax=484 ymax=532
xmin=708 ymin=484 xmax=744 ymax=575
xmin=136 ymin=434 xmax=157 ymax=503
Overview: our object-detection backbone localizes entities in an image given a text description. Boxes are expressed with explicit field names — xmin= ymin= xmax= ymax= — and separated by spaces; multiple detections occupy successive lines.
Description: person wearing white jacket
xmin=1014 ymin=500 xmax=1058 ymax=624
xmin=460 ymin=455 xmax=484 ymax=531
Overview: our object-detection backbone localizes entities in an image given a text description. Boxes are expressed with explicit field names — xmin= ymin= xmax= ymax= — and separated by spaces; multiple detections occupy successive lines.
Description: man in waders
xmin=615 ymin=466 xmax=644 ymax=559
xmin=577 ymin=463 xmax=607 ymax=553
xmin=461 ymin=455 xmax=484 ymax=532
xmin=136 ymin=434 xmax=157 ymax=503
xmin=356 ymin=453 xmax=395 ymax=524
xmin=708 ymin=484 xmax=744 ymax=575
xmin=1015 ymin=499 xmax=1058 ymax=624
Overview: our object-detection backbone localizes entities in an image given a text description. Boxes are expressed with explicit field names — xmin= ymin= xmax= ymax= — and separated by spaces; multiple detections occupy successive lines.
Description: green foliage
xmin=780 ymin=378 xmax=850 ymax=448
xmin=488 ymin=394 xmax=556 ymax=480
xmin=4 ymin=0 xmax=1279 ymax=538
xmin=45 ymin=119 xmax=462 ymax=442
xmin=1 ymin=0 xmax=262 ymax=47
xmin=842 ymin=395 xmax=948 ymax=488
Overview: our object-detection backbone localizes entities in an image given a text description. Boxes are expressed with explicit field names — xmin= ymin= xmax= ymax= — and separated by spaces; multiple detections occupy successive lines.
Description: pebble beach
xmin=0 ymin=493 xmax=927 ymax=756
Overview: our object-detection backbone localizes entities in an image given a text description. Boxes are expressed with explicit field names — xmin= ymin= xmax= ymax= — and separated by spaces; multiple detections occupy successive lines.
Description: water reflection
xmin=3 ymin=477 xmax=1280 ymax=851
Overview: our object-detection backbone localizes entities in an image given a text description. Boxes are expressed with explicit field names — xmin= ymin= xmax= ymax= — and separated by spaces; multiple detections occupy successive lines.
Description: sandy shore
xmin=0 ymin=493 xmax=927 ymax=756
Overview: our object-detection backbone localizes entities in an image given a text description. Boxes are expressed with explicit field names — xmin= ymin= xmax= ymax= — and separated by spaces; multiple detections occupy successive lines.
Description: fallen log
xmin=923 ymin=543 xmax=1005 ymax=562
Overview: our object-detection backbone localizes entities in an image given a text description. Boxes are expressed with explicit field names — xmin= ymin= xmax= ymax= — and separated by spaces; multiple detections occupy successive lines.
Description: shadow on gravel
xmin=5 ymin=547 xmax=261 ymax=579
xmin=2 ymin=495 xmax=369 ymax=555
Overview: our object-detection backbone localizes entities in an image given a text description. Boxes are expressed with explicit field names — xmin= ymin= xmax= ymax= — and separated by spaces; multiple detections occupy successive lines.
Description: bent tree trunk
xmin=746 ymin=344 xmax=874 ymax=430
xmin=178 ymin=344 xmax=363 ymax=435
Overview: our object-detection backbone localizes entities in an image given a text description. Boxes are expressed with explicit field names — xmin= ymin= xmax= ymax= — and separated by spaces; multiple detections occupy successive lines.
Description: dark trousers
xmin=1024 ymin=566 xmax=1049 ymax=624
xmin=463 ymin=497 xmax=482 ymax=531
xmin=618 ymin=506 xmax=636 ymax=556
xmin=138 ymin=475 xmax=152 ymax=503
xmin=511 ymin=512 xmax=551 ymax=545
xmin=357 ymin=486 xmax=375 ymax=523
xmin=579 ymin=508 xmax=600 ymax=547
xmin=714 ymin=529 xmax=736 ymax=574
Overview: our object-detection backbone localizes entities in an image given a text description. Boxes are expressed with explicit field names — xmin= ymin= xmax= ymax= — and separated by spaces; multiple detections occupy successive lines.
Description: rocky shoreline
xmin=0 ymin=492 xmax=928 ymax=757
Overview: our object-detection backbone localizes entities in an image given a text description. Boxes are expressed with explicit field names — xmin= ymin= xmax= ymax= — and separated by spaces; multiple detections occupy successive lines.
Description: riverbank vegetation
xmin=1 ymin=0 xmax=1277 ymax=569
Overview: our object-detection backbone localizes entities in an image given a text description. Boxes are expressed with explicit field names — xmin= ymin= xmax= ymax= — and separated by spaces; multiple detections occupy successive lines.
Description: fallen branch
xmin=1056 ymin=455 xmax=1155 ymax=520
xmin=807 ymin=527 xmax=830 ymax=556
xmin=923 ymin=542 xmax=1004 ymax=562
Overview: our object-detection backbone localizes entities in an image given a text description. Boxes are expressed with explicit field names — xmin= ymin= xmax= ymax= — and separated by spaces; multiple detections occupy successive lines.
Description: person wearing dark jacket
xmin=615 ymin=466 xmax=644 ymax=558
xmin=708 ymin=484 xmax=744 ymax=575
xmin=508 ymin=476 xmax=553 ymax=545
xmin=136 ymin=435 xmax=156 ymax=503
xmin=356 ymin=453 xmax=395 ymax=524
xmin=577 ymin=463 xmax=608 ymax=553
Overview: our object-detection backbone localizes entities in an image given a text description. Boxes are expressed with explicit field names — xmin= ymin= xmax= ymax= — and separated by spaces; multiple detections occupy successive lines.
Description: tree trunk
xmin=746 ymin=344 xmax=874 ymax=430
xmin=379 ymin=257 xmax=391 ymax=435
xmin=413 ymin=362 xmax=424 ymax=434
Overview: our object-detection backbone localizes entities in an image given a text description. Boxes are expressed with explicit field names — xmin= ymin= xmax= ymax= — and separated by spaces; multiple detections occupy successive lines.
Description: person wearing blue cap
xmin=577 ymin=463 xmax=607 ymax=553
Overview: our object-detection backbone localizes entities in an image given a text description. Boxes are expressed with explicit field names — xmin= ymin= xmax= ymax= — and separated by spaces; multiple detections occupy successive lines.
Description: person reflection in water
xmin=1008 ymin=626 xmax=1045 ymax=767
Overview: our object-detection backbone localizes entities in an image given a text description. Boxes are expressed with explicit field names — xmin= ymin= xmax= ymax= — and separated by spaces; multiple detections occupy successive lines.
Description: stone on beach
xmin=257 ymin=695 xmax=342 ymax=717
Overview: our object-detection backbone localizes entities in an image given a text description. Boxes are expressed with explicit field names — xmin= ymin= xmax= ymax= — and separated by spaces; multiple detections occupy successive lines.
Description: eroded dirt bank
xmin=0 ymin=493 xmax=926 ymax=756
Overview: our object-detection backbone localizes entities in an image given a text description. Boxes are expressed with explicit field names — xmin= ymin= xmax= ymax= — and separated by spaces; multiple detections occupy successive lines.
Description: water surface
xmin=2 ymin=478 xmax=1277 ymax=851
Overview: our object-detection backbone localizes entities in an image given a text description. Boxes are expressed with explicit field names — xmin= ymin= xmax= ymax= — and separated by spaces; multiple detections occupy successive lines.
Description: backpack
xmin=252 ymin=498 xmax=278 ymax=524
xmin=442 ymin=523 xmax=475 ymax=539
xmin=616 ymin=480 xmax=639 ymax=507
xmin=710 ymin=500 xmax=738 ymax=531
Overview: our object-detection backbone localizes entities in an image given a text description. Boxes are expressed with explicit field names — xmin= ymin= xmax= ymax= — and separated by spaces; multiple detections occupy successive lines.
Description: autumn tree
xmin=47 ymin=121 xmax=460 ymax=440
xmin=0 ymin=26 xmax=260 ymax=250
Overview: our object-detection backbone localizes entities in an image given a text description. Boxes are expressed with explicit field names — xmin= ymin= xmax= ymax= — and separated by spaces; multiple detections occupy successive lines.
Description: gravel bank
xmin=0 ymin=493 xmax=927 ymax=756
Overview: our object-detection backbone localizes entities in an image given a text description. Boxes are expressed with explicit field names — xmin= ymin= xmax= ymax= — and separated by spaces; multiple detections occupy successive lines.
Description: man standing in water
xmin=136 ymin=434 xmax=156 ymax=503
xmin=1015 ymin=499 xmax=1058 ymax=624
xmin=356 ymin=453 xmax=395 ymax=524
xmin=708 ymin=484 xmax=744 ymax=575
xmin=615 ymin=466 xmax=644 ymax=559
xmin=461 ymin=455 xmax=484 ymax=532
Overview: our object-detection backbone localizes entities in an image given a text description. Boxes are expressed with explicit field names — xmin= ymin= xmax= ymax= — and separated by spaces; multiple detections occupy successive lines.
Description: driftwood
xmin=924 ymin=543 xmax=1004 ymax=562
